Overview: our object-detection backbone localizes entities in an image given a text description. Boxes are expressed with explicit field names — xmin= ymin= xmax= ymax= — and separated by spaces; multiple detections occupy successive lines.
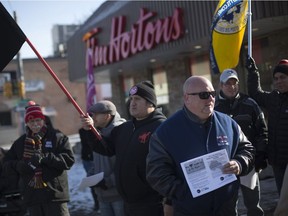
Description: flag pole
xmin=247 ymin=0 xmax=252 ymax=57
xmin=25 ymin=37 xmax=102 ymax=141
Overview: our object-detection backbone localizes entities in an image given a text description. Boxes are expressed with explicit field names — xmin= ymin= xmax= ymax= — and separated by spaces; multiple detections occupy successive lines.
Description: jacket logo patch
xmin=45 ymin=141 xmax=53 ymax=148
xmin=217 ymin=135 xmax=229 ymax=146
xmin=138 ymin=132 xmax=151 ymax=144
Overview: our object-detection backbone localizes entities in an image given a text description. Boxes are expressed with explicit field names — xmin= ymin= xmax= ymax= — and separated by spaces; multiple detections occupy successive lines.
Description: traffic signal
xmin=3 ymin=82 xmax=12 ymax=98
xmin=18 ymin=81 xmax=26 ymax=98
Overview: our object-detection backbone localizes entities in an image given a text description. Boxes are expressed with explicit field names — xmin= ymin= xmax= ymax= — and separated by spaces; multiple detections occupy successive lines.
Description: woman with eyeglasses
xmin=146 ymin=76 xmax=255 ymax=216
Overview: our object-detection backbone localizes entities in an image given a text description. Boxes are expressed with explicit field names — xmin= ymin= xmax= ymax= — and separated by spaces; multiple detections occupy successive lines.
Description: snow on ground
xmin=67 ymin=153 xmax=99 ymax=216
xmin=66 ymin=136 xmax=278 ymax=216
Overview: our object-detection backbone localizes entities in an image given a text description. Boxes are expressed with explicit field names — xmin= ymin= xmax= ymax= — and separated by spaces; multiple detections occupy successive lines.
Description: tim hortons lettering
xmin=85 ymin=8 xmax=184 ymax=67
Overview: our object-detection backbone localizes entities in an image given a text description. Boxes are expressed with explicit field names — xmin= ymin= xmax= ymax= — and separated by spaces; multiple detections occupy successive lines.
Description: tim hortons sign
xmin=84 ymin=8 xmax=185 ymax=67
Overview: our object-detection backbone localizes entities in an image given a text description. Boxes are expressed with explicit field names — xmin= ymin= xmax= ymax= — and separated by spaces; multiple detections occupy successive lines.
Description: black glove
xmin=29 ymin=151 xmax=43 ymax=168
xmin=94 ymin=179 xmax=108 ymax=190
xmin=16 ymin=161 xmax=34 ymax=175
xmin=41 ymin=152 xmax=56 ymax=165
xmin=255 ymin=153 xmax=268 ymax=172
xmin=245 ymin=55 xmax=258 ymax=72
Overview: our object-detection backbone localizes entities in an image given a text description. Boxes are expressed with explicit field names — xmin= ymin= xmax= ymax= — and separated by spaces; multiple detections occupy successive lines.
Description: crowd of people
xmin=0 ymin=56 xmax=288 ymax=216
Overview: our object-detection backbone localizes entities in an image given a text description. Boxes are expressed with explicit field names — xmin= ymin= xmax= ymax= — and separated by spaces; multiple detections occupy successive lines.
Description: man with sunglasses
xmin=146 ymin=76 xmax=255 ymax=216
xmin=215 ymin=69 xmax=268 ymax=216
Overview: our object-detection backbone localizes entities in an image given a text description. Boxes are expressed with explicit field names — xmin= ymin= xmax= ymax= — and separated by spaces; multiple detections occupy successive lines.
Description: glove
xmin=245 ymin=55 xmax=258 ymax=72
xmin=94 ymin=179 xmax=108 ymax=190
xmin=41 ymin=152 xmax=56 ymax=165
xmin=29 ymin=151 xmax=43 ymax=168
xmin=16 ymin=161 xmax=34 ymax=175
xmin=255 ymin=153 xmax=268 ymax=172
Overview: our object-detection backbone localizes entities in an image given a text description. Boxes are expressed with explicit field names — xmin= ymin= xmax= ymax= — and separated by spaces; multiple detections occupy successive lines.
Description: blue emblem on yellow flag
xmin=210 ymin=0 xmax=248 ymax=74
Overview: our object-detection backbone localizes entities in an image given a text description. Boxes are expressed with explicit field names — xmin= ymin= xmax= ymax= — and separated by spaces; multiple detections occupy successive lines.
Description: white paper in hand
xmin=78 ymin=172 xmax=104 ymax=190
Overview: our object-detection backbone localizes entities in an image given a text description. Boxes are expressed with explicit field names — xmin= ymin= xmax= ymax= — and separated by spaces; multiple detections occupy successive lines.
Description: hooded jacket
xmin=86 ymin=109 xmax=166 ymax=204
xmin=92 ymin=112 xmax=126 ymax=202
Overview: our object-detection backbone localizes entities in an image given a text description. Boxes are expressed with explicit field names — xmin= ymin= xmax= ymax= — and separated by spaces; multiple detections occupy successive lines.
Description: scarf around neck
xmin=23 ymin=125 xmax=47 ymax=188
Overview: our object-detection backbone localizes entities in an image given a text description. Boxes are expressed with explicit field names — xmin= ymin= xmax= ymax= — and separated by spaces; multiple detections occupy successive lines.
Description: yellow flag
xmin=210 ymin=0 xmax=248 ymax=74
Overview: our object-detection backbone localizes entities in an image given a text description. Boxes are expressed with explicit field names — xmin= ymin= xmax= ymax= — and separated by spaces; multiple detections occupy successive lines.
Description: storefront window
xmin=153 ymin=69 xmax=169 ymax=105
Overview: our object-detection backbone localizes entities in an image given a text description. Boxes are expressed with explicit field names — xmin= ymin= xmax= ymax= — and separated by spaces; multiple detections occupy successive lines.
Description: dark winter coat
xmin=79 ymin=128 xmax=94 ymax=161
xmin=215 ymin=91 xmax=268 ymax=170
xmin=3 ymin=127 xmax=75 ymax=206
xmin=247 ymin=68 xmax=288 ymax=166
xmin=86 ymin=109 xmax=166 ymax=204
xmin=92 ymin=112 xmax=126 ymax=202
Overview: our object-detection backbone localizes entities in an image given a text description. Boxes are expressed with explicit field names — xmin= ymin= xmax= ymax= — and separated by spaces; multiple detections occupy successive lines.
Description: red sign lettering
xmin=85 ymin=8 xmax=184 ymax=67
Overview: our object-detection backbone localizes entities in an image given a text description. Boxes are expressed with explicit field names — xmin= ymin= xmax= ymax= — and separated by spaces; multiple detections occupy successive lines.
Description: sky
xmin=1 ymin=0 xmax=106 ymax=59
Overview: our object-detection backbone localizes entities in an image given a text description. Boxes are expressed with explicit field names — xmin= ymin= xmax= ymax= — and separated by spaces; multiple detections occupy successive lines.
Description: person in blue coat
xmin=146 ymin=76 xmax=255 ymax=216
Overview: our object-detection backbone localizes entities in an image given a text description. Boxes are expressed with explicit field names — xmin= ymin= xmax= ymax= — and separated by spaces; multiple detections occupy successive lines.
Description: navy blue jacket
xmin=146 ymin=107 xmax=255 ymax=215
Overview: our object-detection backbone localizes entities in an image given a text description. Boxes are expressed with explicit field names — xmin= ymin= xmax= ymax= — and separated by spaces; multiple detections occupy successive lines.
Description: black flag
xmin=0 ymin=3 xmax=26 ymax=72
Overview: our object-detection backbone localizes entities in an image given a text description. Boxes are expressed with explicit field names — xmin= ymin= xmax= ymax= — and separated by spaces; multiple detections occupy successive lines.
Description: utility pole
xmin=14 ymin=11 xmax=26 ymax=99
xmin=14 ymin=11 xmax=27 ymax=135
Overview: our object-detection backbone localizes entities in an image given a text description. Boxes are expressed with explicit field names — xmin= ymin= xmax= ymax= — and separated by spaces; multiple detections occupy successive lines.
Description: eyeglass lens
xmin=187 ymin=91 xmax=216 ymax=99
xmin=198 ymin=92 xmax=215 ymax=99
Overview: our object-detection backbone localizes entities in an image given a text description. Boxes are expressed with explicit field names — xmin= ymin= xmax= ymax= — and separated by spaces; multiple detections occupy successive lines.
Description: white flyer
xmin=240 ymin=168 xmax=258 ymax=189
xmin=180 ymin=149 xmax=237 ymax=198
xmin=78 ymin=172 xmax=104 ymax=190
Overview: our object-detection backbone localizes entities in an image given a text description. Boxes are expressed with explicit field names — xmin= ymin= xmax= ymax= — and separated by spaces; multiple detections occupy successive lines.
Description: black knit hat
xmin=129 ymin=80 xmax=157 ymax=107
xmin=273 ymin=59 xmax=288 ymax=77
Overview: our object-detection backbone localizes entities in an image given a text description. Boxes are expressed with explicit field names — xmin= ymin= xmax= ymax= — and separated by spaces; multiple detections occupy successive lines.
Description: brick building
xmin=0 ymin=57 xmax=86 ymax=145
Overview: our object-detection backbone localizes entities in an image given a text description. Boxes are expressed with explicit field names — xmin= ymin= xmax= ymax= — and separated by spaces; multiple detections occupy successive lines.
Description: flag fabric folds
xmin=86 ymin=48 xmax=97 ymax=112
xmin=0 ymin=3 xmax=26 ymax=72
xmin=210 ymin=0 xmax=248 ymax=74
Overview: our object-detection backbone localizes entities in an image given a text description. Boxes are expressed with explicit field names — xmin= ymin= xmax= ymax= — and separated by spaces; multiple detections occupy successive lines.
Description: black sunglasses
xmin=186 ymin=91 xmax=216 ymax=99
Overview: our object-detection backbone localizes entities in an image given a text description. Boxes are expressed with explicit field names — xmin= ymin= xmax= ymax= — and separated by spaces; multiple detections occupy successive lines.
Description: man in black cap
xmin=246 ymin=57 xmax=288 ymax=195
xmin=80 ymin=81 xmax=166 ymax=216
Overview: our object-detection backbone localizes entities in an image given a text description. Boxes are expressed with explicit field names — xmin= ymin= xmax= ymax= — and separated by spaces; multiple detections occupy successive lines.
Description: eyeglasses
xmin=186 ymin=91 xmax=216 ymax=99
